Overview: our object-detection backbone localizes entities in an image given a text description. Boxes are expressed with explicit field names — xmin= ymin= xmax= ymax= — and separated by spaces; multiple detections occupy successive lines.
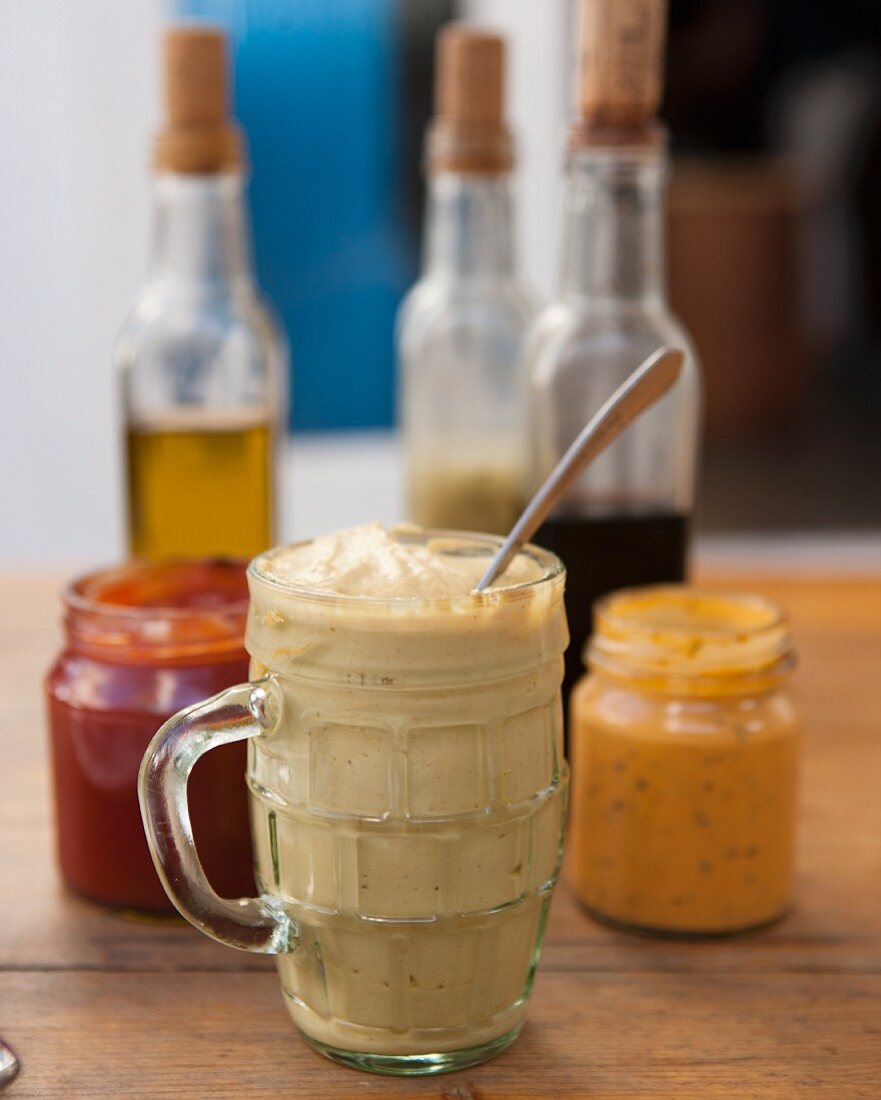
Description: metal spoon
xmin=0 ymin=1038 xmax=19 ymax=1089
xmin=475 ymin=346 xmax=684 ymax=591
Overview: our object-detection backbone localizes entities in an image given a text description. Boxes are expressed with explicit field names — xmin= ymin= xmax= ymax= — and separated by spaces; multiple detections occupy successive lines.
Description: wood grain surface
xmin=1 ymin=574 xmax=879 ymax=1099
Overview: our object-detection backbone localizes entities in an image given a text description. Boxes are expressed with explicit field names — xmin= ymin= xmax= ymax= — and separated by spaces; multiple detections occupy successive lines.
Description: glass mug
xmin=139 ymin=531 xmax=568 ymax=1075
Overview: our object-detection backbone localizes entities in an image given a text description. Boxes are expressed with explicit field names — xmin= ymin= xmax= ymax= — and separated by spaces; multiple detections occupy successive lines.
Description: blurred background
xmin=2 ymin=0 xmax=880 ymax=564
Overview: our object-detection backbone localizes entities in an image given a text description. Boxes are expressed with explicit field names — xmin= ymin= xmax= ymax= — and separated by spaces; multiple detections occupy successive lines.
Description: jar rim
xmin=62 ymin=559 xmax=250 ymax=660
xmin=595 ymin=584 xmax=788 ymax=639
xmin=588 ymin=584 xmax=794 ymax=689
xmin=249 ymin=529 xmax=565 ymax=609
xmin=64 ymin=558 xmax=250 ymax=620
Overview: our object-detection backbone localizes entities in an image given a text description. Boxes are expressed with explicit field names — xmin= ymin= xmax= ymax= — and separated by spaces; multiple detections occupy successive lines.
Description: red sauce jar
xmin=45 ymin=559 xmax=255 ymax=911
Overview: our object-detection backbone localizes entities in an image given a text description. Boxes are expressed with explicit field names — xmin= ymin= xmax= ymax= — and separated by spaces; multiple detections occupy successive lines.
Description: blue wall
xmin=176 ymin=0 xmax=416 ymax=430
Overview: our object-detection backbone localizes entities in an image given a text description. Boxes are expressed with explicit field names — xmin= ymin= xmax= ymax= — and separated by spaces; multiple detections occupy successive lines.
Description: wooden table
xmin=1 ymin=574 xmax=879 ymax=1099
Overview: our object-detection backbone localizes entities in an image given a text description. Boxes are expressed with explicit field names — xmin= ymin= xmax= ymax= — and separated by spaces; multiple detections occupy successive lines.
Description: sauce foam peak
xmin=257 ymin=523 xmax=544 ymax=599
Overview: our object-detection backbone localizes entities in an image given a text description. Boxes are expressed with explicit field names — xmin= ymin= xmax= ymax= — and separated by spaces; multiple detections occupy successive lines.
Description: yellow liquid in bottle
xmin=127 ymin=419 xmax=274 ymax=560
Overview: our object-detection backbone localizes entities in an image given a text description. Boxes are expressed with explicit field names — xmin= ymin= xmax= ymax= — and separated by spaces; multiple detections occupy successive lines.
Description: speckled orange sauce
xmin=569 ymin=587 xmax=800 ymax=935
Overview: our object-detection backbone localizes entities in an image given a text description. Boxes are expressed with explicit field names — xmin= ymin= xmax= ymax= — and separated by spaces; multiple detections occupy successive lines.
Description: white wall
xmin=460 ymin=0 xmax=571 ymax=300
xmin=0 ymin=1 xmax=161 ymax=566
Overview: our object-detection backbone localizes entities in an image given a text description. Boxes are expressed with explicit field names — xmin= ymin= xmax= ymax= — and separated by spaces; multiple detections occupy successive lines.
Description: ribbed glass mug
xmin=139 ymin=531 xmax=568 ymax=1076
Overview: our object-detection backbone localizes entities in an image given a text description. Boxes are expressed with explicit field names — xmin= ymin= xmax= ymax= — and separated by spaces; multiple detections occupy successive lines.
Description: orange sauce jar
xmin=569 ymin=586 xmax=801 ymax=936
xmin=45 ymin=560 xmax=255 ymax=911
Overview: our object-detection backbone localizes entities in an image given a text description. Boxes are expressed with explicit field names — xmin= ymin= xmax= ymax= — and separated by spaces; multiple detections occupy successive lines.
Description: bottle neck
xmin=560 ymin=146 xmax=667 ymax=304
xmin=422 ymin=172 xmax=515 ymax=280
xmin=149 ymin=173 xmax=254 ymax=295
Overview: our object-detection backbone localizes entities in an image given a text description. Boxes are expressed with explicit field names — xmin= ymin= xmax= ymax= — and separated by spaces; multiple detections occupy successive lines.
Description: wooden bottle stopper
xmin=572 ymin=0 xmax=668 ymax=146
xmin=154 ymin=25 xmax=243 ymax=174
xmin=427 ymin=24 xmax=513 ymax=174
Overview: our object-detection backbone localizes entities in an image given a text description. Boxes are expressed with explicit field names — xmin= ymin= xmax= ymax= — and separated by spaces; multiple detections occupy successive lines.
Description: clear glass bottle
xmin=528 ymin=139 xmax=701 ymax=704
xmin=398 ymin=25 xmax=533 ymax=536
xmin=527 ymin=0 xmax=701 ymax=702
xmin=118 ymin=27 xmax=286 ymax=561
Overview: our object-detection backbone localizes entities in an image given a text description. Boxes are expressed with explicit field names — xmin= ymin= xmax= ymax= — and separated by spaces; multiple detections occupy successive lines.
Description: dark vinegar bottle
xmin=526 ymin=0 xmax=701 ymax=705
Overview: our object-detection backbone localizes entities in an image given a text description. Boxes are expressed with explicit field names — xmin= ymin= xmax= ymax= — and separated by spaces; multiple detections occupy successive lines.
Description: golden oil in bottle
xmin=118 ymin=28 xmax=286 ymax=563
xmin=126 ymin=417 xmax=274 ymax=560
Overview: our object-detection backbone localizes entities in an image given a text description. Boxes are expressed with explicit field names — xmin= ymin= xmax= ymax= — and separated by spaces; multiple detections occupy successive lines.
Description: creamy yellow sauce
xmin=246 ymin=525 xmax=568 ymax=1053
xmin=569 ymin=586 xmax=800 ymax=935
xmin=259 ymin=522 xmax=542 ymax=599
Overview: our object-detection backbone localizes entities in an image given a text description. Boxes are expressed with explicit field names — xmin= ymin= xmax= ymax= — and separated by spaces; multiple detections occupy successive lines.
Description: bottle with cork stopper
xmin=397 ymin=23 xmax=533 ymax=537
xmin=525 ymin=0 xmax=702 ymax=710
xmin=117 ymin=25 xmax=287 ymax=562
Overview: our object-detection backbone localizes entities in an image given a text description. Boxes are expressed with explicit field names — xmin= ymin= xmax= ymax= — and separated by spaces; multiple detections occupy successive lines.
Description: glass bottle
xmin=398 ymin=25 xmax=533 ymax=536
xmin=569 ymin=585 xmax=801 ymax=936
xmin=527 ymin=1 xmax=701 ymax=703
xmin=118 ymin=26 xmax=286 ymax=561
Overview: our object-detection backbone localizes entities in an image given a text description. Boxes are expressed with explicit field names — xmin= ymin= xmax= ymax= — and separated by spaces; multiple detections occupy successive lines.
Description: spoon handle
xmin=475 ymin=346 xmax=684 ymax=592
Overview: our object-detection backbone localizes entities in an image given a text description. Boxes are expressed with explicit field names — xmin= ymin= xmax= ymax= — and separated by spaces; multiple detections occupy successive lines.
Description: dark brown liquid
xmin=537 ymin=512 xmax=689 ymax=710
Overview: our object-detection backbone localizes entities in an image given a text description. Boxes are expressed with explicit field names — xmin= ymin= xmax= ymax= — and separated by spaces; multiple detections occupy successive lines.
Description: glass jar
xmin=139 ymin=530 xmax=568 ymax=1075
xmin=569 ymin=585 xmax=800 ymax=936
xmin=45 ymin=560 xmax=255 ymax=911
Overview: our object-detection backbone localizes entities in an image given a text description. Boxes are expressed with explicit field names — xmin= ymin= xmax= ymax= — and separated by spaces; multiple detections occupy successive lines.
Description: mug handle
xmin=138 ymin=679 xmax=293 ymax=954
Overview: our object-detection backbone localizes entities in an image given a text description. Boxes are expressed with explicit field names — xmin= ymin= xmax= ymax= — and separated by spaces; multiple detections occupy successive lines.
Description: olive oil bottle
xmin=118 ymin=26 xmax=285 ymax=561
